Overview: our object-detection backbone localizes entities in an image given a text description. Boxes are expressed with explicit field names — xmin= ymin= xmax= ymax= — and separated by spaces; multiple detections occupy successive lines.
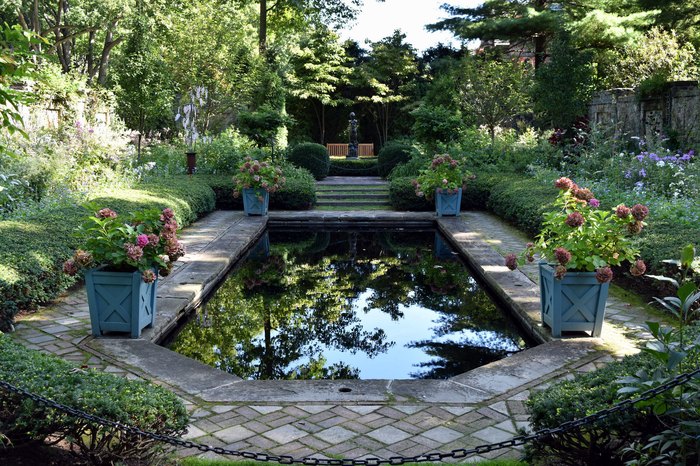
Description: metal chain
xmin=1 ymin=366 xmax=699 ymax=464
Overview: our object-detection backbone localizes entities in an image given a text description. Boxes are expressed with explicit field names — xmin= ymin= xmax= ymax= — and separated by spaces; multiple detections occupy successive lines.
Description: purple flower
xmin=635 ymin=181 xmax=644 ymax=189
xmin=565 ymin=212 xmax=585 ymax=228
xmin=596 ymin=267 xmax=613 ymax=283
xmin=638 ymin=168 xmax=647 ymax=178
xmin=649 ymin=153 xmax=660 ymax=162
xmin=636 ymin=154 xmax=645 ymax=161
xmin=631 ymin=204 xmax=649 ymax=221
xmin=681 ymin=153 xmax=692 ymax=161
xmin=588 ymin=198 xmax=600 ymax=208
xmin=142 ymin=269 xmax=157 ymax=283
xmin=554 ymin=247 xmax=572 ymax=265
xmin=136 ymin=234 xmax=149 ymax=247
xmin=624 ymin=170 xmax=632 ymax=179
xmin=63 ymin=259 xmax=79 ymax=276
xmin=505 ymin=253 xmax=518 ymax=271
xmin=124 ymin=243 xmax=143 ymax=261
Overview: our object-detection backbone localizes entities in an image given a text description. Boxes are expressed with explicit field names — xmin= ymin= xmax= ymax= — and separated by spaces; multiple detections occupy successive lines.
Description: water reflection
xmin=168 ymin=230 xmax=531 ymax=380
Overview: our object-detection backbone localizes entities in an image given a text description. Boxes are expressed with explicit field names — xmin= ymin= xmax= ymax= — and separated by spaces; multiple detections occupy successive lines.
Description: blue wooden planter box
xmin=242 ymin=188 xmax=270 ymax=216
xmin=434 ymin=233 xmax=456 ymax=260
xmin=435 ymin=188 xmax=462 ymax=217
xmin=84 ymin=269 xmax=157 ymax=338
xmin=539 ymin=262 xmax=609 ymax=338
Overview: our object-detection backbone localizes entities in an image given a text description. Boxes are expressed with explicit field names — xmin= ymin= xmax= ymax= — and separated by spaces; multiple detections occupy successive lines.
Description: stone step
xmin=316 ymin=200 xmax=392 ymax=207
xmin=317 ymin=193 xmax=390 ymax=200
xmin=316 ymin=185 xmax=389 ymax=192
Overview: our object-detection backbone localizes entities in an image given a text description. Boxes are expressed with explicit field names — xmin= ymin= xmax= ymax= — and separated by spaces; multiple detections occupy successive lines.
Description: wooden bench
xmin=326 ymin=143 xmax=375 ymax=157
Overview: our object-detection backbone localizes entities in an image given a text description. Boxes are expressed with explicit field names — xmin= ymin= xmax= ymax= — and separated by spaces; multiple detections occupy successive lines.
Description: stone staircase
xmin=315 ymin=176 xmax=391 ymax=210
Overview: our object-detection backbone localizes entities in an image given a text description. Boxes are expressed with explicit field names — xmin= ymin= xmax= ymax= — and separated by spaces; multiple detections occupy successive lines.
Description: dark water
xmin=166 ymin=229 xmax=532 ymax=380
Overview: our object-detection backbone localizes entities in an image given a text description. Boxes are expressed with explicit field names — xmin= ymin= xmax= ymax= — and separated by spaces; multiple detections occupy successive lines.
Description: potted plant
xmin=232 ymin=157 xmax=285 ymax=216
xmin=63 ymin=207 xmax=185 ymax=338
xmin=506 ymin=177 xmax=649 ymax=337
xmin=413 ymin=154 xmax=473 ymax=216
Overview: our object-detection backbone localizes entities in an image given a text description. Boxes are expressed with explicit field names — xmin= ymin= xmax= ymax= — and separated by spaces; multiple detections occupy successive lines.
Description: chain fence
xmin=2 ymin=365 xmax=699 ymax=464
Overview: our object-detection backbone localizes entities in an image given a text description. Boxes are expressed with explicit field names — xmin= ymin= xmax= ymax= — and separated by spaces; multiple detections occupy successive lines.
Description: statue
xmin=347 ymin=112 xmax=358 ymax=159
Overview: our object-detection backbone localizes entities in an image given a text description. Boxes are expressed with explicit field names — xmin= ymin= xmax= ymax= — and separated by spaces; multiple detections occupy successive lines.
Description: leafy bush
xmin=461 ymin=172 xmax=502 ymax=210
xmin=0 ymin=177 xmax=215 ymax=331
xmin=0 ymin=334 xmax=189 ymax=463
xmin=526 ymin=352 xmax=658 ymax=465
xmin=377 ymin=142 xmax=414 ymax=178
xmin=287 ymin=142 xmax=329 ymax=180
xmin=487 ymin=176 xmax=557 ymax=237
xmin=328 ymin=157 xmax=378 ymax=176
xmin=198 ymin=164 xmax=316 ymax=211
xmin=270 ymin=164 xmax=316 ymax=210
xmin=389 ymin=176 xmax=432 ymax=211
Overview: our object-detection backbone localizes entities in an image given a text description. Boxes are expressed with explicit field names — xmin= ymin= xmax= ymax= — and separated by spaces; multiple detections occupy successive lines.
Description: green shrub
xmin=198 ymin=164 xmax=316 ymax=211
xmin=287 ymin=142 xmax=329 ymax=180
xmin=328 ymin=157 xmax=379 ymax=176
xmin=389 ymin=177 xmax=432 ymax=211
xmin=270 ymin=164 xmax=316 ymax=210
xmin=526 ymin=352 xmax=659 ymax=465
xmin=0 ymin=177 xmax=216 ymax=331
xmin=377 ymin=142 xmax=414 ymax=178
xmin=486 ymin=176 xmax=556 ymax=237
xmin=0 ymin=334 xmax=189 ymax=463
xmin=461 ymin=172 xmax=502 ymax=210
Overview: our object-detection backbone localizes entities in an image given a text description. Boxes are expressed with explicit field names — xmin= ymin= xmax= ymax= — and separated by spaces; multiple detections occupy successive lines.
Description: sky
xmin=337 ymin=0 xmax=481 ymax=52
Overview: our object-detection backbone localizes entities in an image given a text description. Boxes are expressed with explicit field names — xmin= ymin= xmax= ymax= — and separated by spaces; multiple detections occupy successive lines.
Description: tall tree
xmin=6 ymin=0 xmax=134 ymax=85
xmin=429 ymin=0 xmax=652 ymax=68
xmin=458 ymin=57 xmax=532 ymax=143
xmin=287 ymin=26 xmax=351 ymax=144
xmin=355 ymin=30 xmax=420 ymax=147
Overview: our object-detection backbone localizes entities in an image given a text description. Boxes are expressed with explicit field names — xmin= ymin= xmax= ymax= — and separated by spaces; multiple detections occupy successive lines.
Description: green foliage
xmin=532 ymin=35 xmax=596 ymax=129
xmin=526 ymin=351 xmax=658 ymax=465
xmin=410 ymin=104 xmax=463 ymax=151
xmin=0 ymin=334 xmax=188 ymax=463
xmin=238 ymin=105 xmax=291 ymax=149
xmin=486 ymin=176 xmax=557 ymax=237
xmin=458 ymin=57 xmax=532 ymax=143
xmin=0 ymin=177 xmax=215 ymax=331
xmin=270 ymin=164 xmax=316 ymax=210
xmin=0 ymin=24 xmax=43 ymax=155
xmin=603 ymin=28 xmax=699 ymax=89
xmin=377 ymin=142 xmax=414 ymax=178
xmin=287 ymin=142 xmax=329 ymax=180
xmin=389 ymin=177 xmax=432 ymax=211
xmin=328 ymin=157 xmax=378 ymax=176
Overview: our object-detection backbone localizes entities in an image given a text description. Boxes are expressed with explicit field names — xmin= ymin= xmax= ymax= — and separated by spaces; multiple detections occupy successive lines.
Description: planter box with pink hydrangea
xmin=413 ymin=154 xmax=472 ymax=217
xmin=506 ymin=177 xmax=649 ymax=337
xmin=233 ymin=157 xmax=285 ymax=216
xmin=63 ymin=207 xmax=185 ymax=338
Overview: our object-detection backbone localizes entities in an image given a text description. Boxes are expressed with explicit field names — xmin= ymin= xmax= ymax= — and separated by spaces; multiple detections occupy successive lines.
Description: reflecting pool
xmin=166 ymin=229 xmax=533 ymax=380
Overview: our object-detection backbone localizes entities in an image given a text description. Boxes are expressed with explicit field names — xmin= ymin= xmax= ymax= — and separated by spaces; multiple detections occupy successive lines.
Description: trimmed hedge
xmin=287 ymin=143 xmax=330 ymax=180
xmin=486 ymin=176 xmax=557 ymax=237
xmin=0 ymin=334 xmax=189 ymax=463
xmin=328 ymin=157 xmax=379 ymax=176
xmin=0 ymin=176 xmax=216 ymax=332
xmin=389 ymin=177 xmax=435 ymax=211
xmin=199 ymin=164 xmax=316 ymax=211
xmin=377 ymin=142 xmax=414 ymax=178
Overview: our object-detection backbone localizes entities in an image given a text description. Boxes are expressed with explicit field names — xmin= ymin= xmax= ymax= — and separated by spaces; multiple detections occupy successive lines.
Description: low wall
xmin=588 ymin=81 xmax=700 ymax=142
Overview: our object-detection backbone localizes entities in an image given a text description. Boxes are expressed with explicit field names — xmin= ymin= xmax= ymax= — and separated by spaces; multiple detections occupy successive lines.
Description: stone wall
xmin=588 ymin=81 xmax=700 ymax=143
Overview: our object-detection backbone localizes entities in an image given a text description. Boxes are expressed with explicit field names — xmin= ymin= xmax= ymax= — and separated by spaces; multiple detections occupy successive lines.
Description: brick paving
xmin=7 ymin=209 xmax=668 ymax=463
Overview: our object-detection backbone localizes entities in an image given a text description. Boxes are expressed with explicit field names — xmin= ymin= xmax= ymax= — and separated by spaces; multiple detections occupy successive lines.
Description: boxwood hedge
xmin=0 ymin=176 xmax=216 ymax=332
xmin=0 ymin=334 xmax=189 ymax=463
xmin=328 ymin=157 xmax=379 ymax=176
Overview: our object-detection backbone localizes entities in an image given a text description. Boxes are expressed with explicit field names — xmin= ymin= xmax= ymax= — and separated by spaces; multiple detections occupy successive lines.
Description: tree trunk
xmin=97 ymin=22 xmax=124 ymax=86
xmin=86 ymin=30 xmax=95 ymax=82
xmin=262 ymin=313 xmax=273 ymax=379
xmin=259 ymin=0 xmax=267 ymax=55
xmin=320 ymin=103 xmax=326 ymax=146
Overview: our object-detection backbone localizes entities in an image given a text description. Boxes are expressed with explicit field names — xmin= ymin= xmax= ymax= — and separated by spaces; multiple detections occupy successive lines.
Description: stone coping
xmin=83 ymin=209 xmax=613 ymax=404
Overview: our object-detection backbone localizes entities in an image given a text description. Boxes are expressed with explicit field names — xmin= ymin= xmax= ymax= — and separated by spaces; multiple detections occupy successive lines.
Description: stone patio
xmin=9 ymin=208 xmax=665 ymax=463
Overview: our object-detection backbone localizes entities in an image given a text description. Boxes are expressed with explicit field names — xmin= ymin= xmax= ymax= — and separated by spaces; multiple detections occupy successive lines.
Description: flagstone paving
xmin=8 ymin=208 xmax=668 ymax=463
